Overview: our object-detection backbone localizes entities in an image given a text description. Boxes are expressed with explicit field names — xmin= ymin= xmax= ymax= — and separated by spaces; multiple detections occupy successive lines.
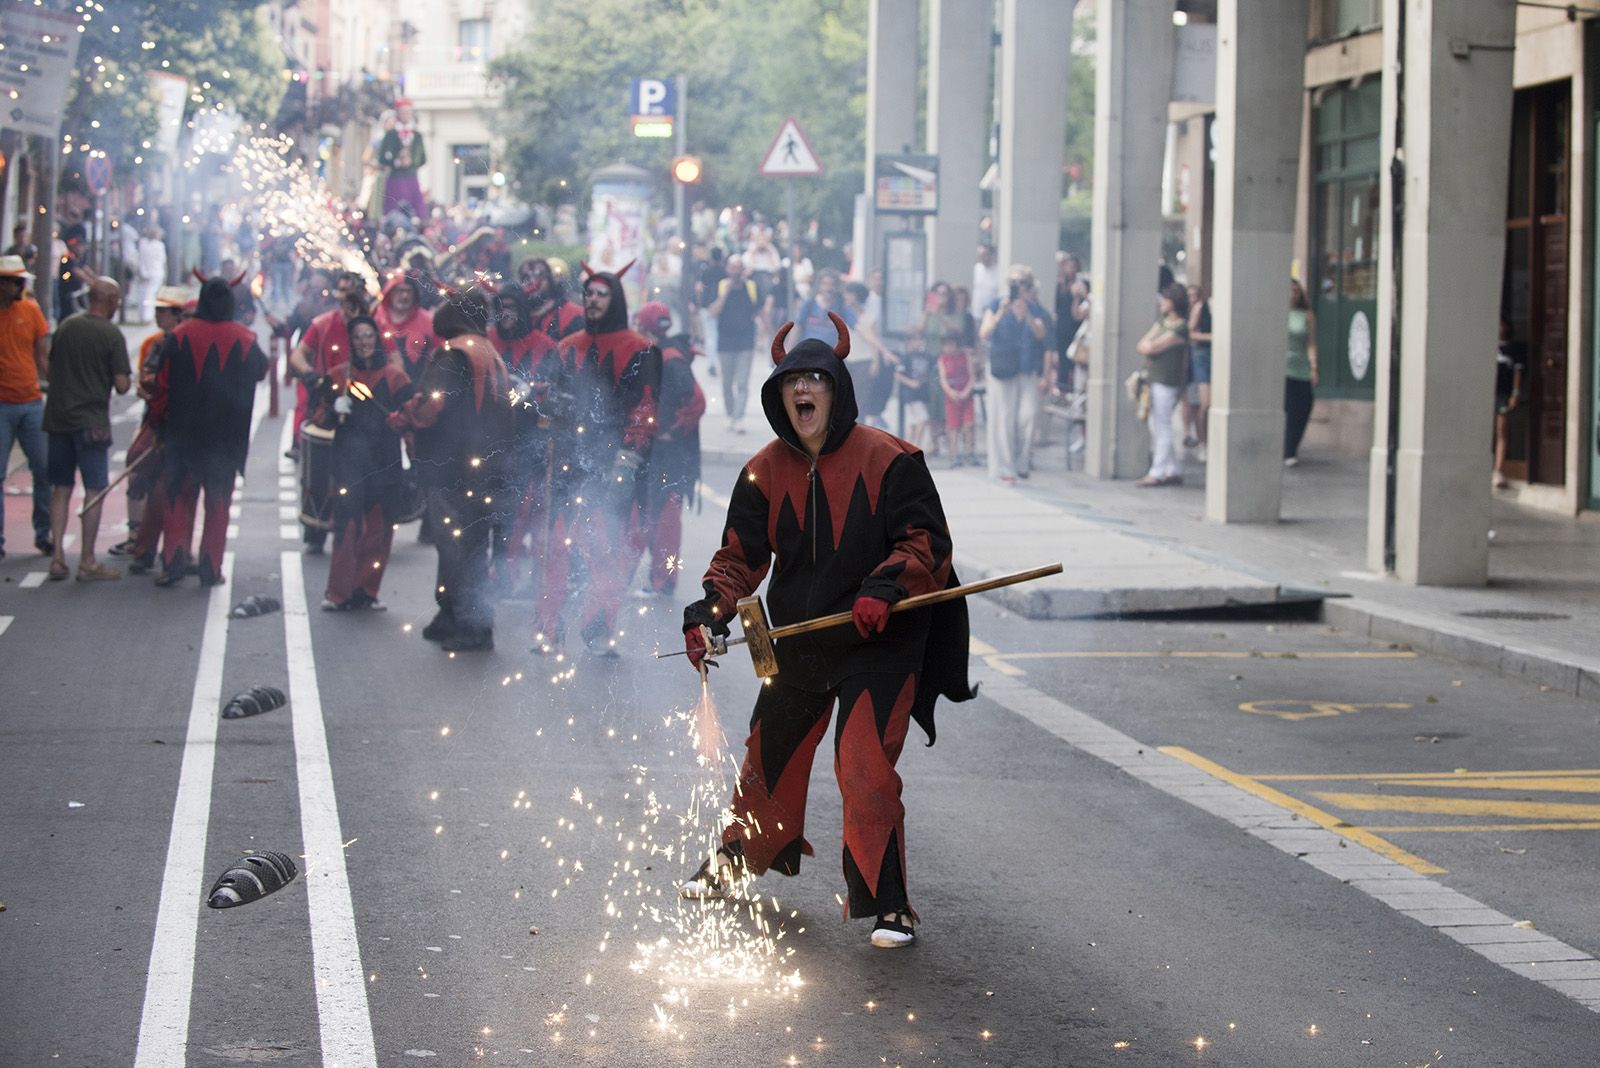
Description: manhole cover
xmin=1456 ymin=609 xmax=1569 ymax=622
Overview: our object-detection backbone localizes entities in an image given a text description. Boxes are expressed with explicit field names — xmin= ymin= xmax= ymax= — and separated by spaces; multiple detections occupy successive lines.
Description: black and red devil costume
xmin=488 ymin=283 xmax=563 ymax=588
xmin=630 ymin=302 xmax=704 ymax=596
xmin=315 ymin=315 xmax=414 ymax=610
xmin=680 ymin=312 xmax=973 ymax=936
xmin=388 ymin=289 xmax=514 ymax=651
xmin=532 ymin=263 xmax=662 ymax=652
xmin=149 ymin=276 xmax=268 ymax=585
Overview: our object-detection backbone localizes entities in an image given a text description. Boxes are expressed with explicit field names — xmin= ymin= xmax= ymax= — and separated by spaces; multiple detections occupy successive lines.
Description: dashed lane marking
xmin=0 ymin=615 xmax=12 ymax=637
xmin=281 ymin=524 xmax=300 ymax=541
xmin=19 ymin=572 xmax=46 ymax=588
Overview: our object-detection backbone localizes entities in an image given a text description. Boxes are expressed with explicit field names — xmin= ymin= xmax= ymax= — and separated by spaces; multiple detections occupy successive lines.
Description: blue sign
xmin=630 ymin=78 xmax=675 ymax=119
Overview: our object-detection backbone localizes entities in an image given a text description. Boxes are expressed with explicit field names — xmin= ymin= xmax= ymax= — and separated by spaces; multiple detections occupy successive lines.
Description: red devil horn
xmin=771 ymin=322 xmax=795 ymax=365
xmin=579 ymin=260 xmax=594 ymax=281
xmin=616 ymin=258 xmax=637 ymax=282
xmin=828 ymin=312 xmax=850 ymax=359
xmin=229 ymin=271 xmax=248 ymax=288
xmin=192 ymin=267 xmax=207 ymax=284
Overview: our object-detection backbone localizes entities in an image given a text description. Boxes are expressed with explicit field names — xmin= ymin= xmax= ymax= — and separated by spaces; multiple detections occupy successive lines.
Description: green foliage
xmin=491 ymin=0 xmax=868 ymax=239
xmin=61 ymin=0 xmax=285 ymax=182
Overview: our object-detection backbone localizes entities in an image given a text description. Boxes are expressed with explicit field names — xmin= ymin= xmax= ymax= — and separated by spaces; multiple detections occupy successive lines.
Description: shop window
xmin=1311 ymin=79 xmax=1381 ymax=399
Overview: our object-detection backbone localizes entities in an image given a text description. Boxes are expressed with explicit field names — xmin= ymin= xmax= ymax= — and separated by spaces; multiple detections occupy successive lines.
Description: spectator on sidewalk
xmin=842 ymin=281 xmax=897 ymax=430
xmin=707 ymin=254 xmax=767 ymax=435
xmin=1493 ymin=318 xmax=1525 ymax=490
xmin=894 ymin=332 xmax=932 ymax=449
xmin=937 ymin=328 xmax=977 ymax=467
xmin=0 ymin=254 xmax=53 ymax=559
xmin=4 ymin=223 xmax=38 ymax=275
xmin=972 ymin=243 xmax=1000 ymax=312
xmin=133 ymin=227 xmax=167 ymax=323
xmin=978 ymin=267 xmax=1051 ymax=483
xmin=1133 ymin=283 xmax=1190 ymax=488
xmin=42 ymin=278 xmax=132 ymax=580
xmin=795 ymin=269 xmax=854 ymax=345
xmin=1284 ymin=279 xmax=1319 ymax=467
xmin=1184 ymin=283 xmax=1212 ymax=460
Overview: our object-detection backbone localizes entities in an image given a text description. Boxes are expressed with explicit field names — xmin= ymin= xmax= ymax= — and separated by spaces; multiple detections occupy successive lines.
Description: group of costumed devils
xmin=276 ymin=258 xmax=704 ymax=652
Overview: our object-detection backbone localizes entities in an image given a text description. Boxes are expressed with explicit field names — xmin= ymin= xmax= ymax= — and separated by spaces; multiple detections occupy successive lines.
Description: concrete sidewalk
xmin=690 ymin=355 xmax=1600 ymax=702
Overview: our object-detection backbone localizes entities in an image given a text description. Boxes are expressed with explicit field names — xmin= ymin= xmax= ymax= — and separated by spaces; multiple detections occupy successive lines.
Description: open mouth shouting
xmin=781 ymin=369 xmax=833 ymax=452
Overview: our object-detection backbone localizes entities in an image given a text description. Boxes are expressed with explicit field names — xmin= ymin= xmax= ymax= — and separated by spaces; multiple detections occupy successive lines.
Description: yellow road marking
xmin=990 ymin=650 xmax=1417 ymax=661
xmin=1365 ymin=822 xmax=1600 ymax=833
xmin=1349 ymin=776 xmax=1600 ymax=794
xmin=1159 ymin=746 xmax=1447 ymax=874
xmin=1256 ymin=769 xmax=1600 ymax=782
xmin=969 ymin=637 xmax=999 ymax=656
xmin=1239 ymin=699 xmax=1411 ymax=722
xmin=1313 ymin=793 xmax=1600 ymax=821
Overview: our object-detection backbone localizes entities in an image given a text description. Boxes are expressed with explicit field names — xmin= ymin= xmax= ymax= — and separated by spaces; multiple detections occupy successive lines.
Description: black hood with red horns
xmin=760 ymin=312 xmax=859 ymax=456
xmin=580 ymin=260 xmax=632 ymax=335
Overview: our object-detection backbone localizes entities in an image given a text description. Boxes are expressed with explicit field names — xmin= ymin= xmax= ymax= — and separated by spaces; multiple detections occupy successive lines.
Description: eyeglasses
xmin=781 ymin=370 xmax=831 ymax=390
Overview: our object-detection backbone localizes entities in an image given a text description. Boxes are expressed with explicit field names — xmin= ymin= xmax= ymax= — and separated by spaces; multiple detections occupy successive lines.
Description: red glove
xmin=684 ymin=625 xmax=713 ymax=672
xmin=852 ymin=596 xmax=892 ymax=639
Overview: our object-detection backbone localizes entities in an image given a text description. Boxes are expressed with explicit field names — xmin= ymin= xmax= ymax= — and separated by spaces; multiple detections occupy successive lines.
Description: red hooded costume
xmin=374 ymin=272 xmax=438 ymax=380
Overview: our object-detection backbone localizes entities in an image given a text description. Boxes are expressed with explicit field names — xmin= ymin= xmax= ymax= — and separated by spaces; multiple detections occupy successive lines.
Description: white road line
xmin=133 ymin=551 xmax=236 ymax=1068
xmin=976 ymin=668 xmax=1600 ymax=1014
xmin=278 ymin=408 xmax=296 ymax=477
xmin=113 ymin=449 xmax=128 ymax=464
xmin=246 ymin=378 xmax=270 ymax=466
xmin=279 ymin=505 xmax=298 ymax=521
xmin=280 ymin=524 xmax=300 ymax=541
xmin=19 ymin=572 xmax=46 ymax=588
xmin=280 ymin=552 xmax=378 ymax=1065
xmin=0 ymin=615 xmax=12 ymax=637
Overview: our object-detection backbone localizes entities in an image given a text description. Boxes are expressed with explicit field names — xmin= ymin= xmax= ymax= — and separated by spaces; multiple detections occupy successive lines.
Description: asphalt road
xmin=4 ymin=403 xmax=1599 ymax=1066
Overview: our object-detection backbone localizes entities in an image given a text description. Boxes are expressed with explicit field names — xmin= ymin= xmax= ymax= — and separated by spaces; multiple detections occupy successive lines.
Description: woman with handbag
xmin=1133 ymin=283 xmax=1190 ymax=487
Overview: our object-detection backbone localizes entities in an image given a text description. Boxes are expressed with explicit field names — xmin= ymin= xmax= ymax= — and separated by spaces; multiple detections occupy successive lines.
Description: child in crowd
xmin=937 ymin=331 xmax=976 ymax=466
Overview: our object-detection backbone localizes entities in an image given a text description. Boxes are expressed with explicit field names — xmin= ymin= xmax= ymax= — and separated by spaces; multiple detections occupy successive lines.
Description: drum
xmin=299 ymin=422 xmax=337 ymax=530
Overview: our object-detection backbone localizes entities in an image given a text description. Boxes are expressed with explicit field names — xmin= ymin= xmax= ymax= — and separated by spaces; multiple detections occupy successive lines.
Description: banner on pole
xmin=0 ymin=9 xmax=82 ymax=139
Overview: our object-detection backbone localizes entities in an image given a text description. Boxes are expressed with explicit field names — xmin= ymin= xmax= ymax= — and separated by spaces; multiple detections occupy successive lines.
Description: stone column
xmin=1086 ymin=0 xmax=1171 ymax=480
xmin=863 ymin=0 xmax=920 ymax=278
xmin=1368 ymin=0 xmax=1514 ymax=583
xmin=1203 ymin=0 xmax=1306 ymax=523
xmin=925 ymin=0 xmax=991 ymax=290
xmin=996 ymin=0 xmax=1073 ymax=287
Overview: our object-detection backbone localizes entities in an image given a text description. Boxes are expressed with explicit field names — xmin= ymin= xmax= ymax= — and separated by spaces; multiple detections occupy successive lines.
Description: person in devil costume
xmin=148 ymin=276 xmax=269 ymax=586
xmin=630 ymin=301 xmax=704 ymax=597
xmin=531 ymin=263 xmax=661 ymax=655
xmin=387 ymin=289 xmax=514 ymax=652
xmin=677 ymin=312 xmax=974 ymax=949
xmin=315 ymin=315 xmax=413 ymax=611
xmin=374 ymin=271 xmax=437 ymax=381
xmin=518 ymin=257 xmax=584 ymax=343
xmin=489 ymin=283 xmax=562 ymax=591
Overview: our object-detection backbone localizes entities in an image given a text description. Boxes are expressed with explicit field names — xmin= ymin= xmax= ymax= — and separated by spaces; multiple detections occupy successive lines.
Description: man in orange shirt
xmin=0 ymin=254 xmax=53 ymax=559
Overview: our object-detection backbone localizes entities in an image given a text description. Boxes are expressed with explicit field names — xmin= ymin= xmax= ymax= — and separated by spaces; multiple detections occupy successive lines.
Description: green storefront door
xmin=1312 ymin=81 xmax=1381 ymax=401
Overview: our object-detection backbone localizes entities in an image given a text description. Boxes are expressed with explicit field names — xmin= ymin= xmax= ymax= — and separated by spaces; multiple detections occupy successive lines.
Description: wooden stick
xmin=765 ymin=562 xmax=1062 ymax=641
xmin=77 ymin=448 xmax=152 ymax=517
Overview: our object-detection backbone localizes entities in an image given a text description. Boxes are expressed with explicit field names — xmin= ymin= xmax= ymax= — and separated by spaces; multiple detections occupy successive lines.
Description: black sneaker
xmin=870 ymin=912 xmax=917 ymax=949
xmin=128 ymin=553 xmax=155 ymax=576
xmin=108 ymin=539 xmax=138 ymax=557
xmin=34 ymin=536 xmax=54 ymax=556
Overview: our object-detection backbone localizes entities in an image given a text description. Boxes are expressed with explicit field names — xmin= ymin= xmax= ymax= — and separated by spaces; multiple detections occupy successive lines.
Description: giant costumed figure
xmin=148 ymin=275 xmax=269 ymax=586
xmin=531 ymin=263 xmax=661 ymax=654
xmin=378 ymin=99 xmax=428 ymax=220
xmin=677 ymin=313 xmax=974 ymax=948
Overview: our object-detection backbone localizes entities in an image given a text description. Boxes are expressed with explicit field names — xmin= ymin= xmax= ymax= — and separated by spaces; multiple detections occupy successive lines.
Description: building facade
xmin=1171 ymin=0 xmax=1596 ymax=518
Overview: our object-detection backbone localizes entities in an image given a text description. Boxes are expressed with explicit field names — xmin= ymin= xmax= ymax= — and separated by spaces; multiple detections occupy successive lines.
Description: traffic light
xmin=671 ymin=155 xmax=702 ymax=184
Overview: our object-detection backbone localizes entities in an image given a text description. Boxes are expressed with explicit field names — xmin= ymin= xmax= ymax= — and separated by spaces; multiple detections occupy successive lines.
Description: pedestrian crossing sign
xmin=758 ymin=117 xmax=825 ymax=178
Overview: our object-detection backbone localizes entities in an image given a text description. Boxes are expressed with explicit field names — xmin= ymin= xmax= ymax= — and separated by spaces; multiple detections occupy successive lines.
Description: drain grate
xmin=1457 ymin=609 xmax=1570 ymax=622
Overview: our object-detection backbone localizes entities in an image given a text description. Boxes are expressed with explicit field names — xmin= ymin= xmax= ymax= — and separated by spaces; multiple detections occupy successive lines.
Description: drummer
xmin=314 ymin=315 xmax=414 ymax=610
